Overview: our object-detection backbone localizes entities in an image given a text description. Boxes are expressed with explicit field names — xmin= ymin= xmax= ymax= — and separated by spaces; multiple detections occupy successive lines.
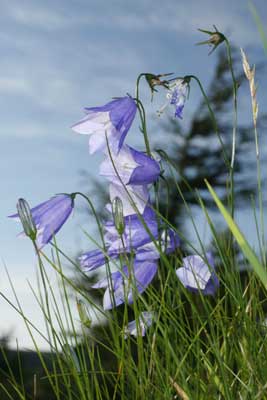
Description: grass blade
xmin=205 ymin=179 xmax=267 ymax=287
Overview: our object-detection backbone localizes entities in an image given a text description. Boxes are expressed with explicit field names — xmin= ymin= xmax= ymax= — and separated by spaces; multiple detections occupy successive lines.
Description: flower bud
xmin=112 ymin=196 xmax=125 ymax=235
xmin=16 ymin=198 xmax=37 ymax=241
xmin=76 ymin=299 xmax=92 ymax=328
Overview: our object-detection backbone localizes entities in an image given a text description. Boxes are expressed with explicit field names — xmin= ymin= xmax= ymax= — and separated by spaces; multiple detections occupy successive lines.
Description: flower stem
xmin=189 ymin=75 xmax=230 ymax=168
xmin=71 ymin=192 xmax=105 ymax=247
xmin=135 ymin=73 xmax=152 ymax=156
xmin=225 ymin=38 xmax=238 ymax=218
xmin=254 ymin=124 xmax=265 ymax=266
xmin=135 ymin=73 xmax=147 ymax=101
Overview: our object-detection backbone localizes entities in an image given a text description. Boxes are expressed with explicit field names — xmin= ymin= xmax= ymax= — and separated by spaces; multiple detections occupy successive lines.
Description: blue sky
xmin=1 ymin=0 xmax=266 ymax=349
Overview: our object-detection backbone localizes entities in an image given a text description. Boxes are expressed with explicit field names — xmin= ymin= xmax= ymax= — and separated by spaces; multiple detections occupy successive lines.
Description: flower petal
xmin=124 ymin=311 xmax=154 ymax=338
xmin=109 ymin=183 xmax=149 ymax=217
xmin=72 ymin=96 xmax=137 ymax=154
xmin=103 ymin=259 xmax=158 ymax=310
xmin=176 ymin=253 xmax=219 ymax=295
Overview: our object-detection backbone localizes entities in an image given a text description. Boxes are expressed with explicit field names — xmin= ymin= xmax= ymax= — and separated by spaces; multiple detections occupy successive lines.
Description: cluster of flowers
xmin=10 ymin=81 xmax=219 ymax=337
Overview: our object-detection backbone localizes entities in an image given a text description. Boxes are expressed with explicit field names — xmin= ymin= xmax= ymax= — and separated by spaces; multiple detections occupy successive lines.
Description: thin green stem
xmin=71 ymin=191 xmax=105 ymax=247
xmin=135 ymin=98 xmax=151 ymax=156
xmin=189 ymin=75 xmax=230 ymax=169
xmin=225 ymin=38 xmax=238 ymax=218
xmin=254 ymin=124 xmax=265 ymax=266
xmin=135 ymin=73 xmax=152 ymax=156
xmin=135 ymin=73 xmax=147 ymax=101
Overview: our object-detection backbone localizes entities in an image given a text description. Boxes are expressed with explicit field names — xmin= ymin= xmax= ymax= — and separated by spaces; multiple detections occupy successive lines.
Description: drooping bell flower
xmin=158 ymin=78 xmax=189 ymax=119
xmin=72 ymin=96 xmax=137 ymax=154
xmin=100 ymin=144 xmax=161 ymax=186
xmin=79 ymin=206 xmax=158 ymax=270
xmin=9 ymin=194 xmax=74 ymax=249
xmin=176 ymin=252 xmax=219 ymax=295
xmin=124 ymin=311 xmax=154 ymax=338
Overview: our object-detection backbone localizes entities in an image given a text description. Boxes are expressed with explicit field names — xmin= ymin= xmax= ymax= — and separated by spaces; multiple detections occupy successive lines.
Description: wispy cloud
xmin=0 ymin=0 xmax=263 ymax=141
xmin=3 ymin=0 xmax=71 ymax=31
xmin=2 ymin=0 xmax=259 ymax=40
xmin=0 ymin=77 xmax=32 ymax=95
xmin=104 ymin=0 xmax=258 ymax=45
